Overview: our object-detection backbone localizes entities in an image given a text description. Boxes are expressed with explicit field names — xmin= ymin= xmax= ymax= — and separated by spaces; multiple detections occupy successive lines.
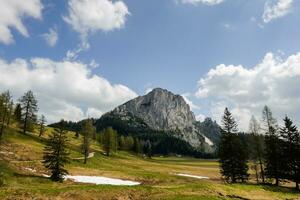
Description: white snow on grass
xmin=177 ymin=173 xmax=209 ymax=179
xmin=65 ymin=175 xmax=140 ymax=186
xmin=23 ymin=167 xmax=36 ymax=172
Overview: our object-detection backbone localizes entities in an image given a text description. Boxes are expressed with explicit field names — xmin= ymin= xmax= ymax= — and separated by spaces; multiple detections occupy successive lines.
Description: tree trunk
xmin=23 ymin=102 xmax=29 ymax=134
xmin=296 ymin=182 xmax=299 ymax=191
xmin=275 ymin=177 xmax=279 ymax=186
xmin=259 ymin=158 xmax=265 ymax=183
xmin=84 ymin=151 xmax=87 ymax=164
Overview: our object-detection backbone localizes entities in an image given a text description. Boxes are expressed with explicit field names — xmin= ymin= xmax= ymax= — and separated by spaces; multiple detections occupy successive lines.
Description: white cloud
xmin=196 ymin=52 xmax=300 ymax=130
xmin=182 ymin=93 xmax=200 ymax=111
xmin=145 ymin=88 xmax=153 ymax=94
xmin=42 ymin=28 xmax=58 ymax=47
xmin=0 ymin=57 xmax=137 ymax=123
xmin=196 ymin=114 xmax=206 ymax=122
xmin=63 ymin=0 xmax=129 ymax=40
xmin=180 ymin=0 xmax=224 ymax=6
xmin=263 ymin=0 xmax=293 ymax=23
xmin=0 ymin=0 xmax=43 ymax=44
xmin=89 ymin=59 xmax=100 ymax=68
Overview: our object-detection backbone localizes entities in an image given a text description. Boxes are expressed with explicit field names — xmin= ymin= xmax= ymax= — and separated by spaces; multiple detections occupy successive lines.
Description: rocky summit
xmin=107 ymin=88 xmax=213 ymax=149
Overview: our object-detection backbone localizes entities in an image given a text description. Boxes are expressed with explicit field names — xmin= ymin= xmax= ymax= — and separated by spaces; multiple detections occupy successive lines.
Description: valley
xmin=0 ymin=126 xmax=299 ymax=200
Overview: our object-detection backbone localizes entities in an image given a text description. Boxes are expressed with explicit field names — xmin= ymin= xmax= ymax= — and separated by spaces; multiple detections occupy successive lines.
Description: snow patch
xmin=65 ymin=175 xmax=140 ymax=186
xmin=177 ymin=173 xmax=209 ymax=179
xmin=24 ymin=167 xmax=36 ymax=172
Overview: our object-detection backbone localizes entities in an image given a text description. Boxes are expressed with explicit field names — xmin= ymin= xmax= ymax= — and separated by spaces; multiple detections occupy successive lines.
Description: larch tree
xmin=43 ymin=121 xmax=70 ymax=182
xmin=0 ymin=91 xmax=13 ymax=138
xmin=81 ymin=119 xmax=94 ymax=164
xmin=20 ymin=90 xmax=38 ymax=134
xmin=249 ymin=116 xmax=265 ymax=184
xmin=280 ymin=116 xmax=300 ymax=190
xmin=39 ymin=115 xmax=47 ymax=137
xmin=219 ymin=108 xmax=249 ymax=183
xmin=262 ymin=106 xmax=280 ymax=186
xmin=102 ymin=127 xmax=117 ymax=156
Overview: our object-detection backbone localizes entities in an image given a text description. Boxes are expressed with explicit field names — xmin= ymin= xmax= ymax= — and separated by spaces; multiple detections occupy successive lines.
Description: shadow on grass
xmin=261 ymin=184 xmax=300 ymax=194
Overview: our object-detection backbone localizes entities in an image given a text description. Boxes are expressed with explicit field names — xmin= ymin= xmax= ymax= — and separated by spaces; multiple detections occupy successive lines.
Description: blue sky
xmin=1 ymin=0 xmax=300 ymax=130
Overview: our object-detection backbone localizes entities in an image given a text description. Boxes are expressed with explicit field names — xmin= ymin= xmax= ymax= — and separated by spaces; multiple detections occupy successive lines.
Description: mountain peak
xmin=106 ymin=88 xmax=211 ymax=149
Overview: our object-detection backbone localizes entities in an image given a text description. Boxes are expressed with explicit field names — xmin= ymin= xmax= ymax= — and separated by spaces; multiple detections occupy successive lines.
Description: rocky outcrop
xmin=108 ymin=88 xmax=212 ymax=149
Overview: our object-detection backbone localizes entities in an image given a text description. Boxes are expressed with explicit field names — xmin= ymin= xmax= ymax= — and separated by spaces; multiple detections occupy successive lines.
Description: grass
xmin=0 ymin=126 xmax=299 ymax=200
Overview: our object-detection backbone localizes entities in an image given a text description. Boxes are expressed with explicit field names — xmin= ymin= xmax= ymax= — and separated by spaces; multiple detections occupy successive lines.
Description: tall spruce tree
xmin=20 ymin=90 xmax=38 ymax=134
xmin=43 ymin=122 xmax=70 ymax=182
xmin=249 ymin=116 xmax=265 ymax=184
xmin=39 ymin=115 xmax=47 ymax=137
xmin=81 ymin=119 xmax=94 ymax=164
xmin=262 ymin=106 xmax=280 ymax=186
xmin=219 ymin=108 xmax=249 ymax=183
xmin=280 ymin=116 xmax=300 ymax=190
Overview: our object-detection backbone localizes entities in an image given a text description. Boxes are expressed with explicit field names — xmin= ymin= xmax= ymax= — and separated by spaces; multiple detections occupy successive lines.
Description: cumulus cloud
xmin=63 ymin=0 xmax=129 ymax=40
xmin=182 ymin=93 xmax=200 ymax=111
xmin=0 ymin=57 xmax=137 ymax=123
xmin=196 ymin=52 xmax=300 ymax=130
xmin=42 ymin=27 xmax=58 ymax=47
xmin=0 ymin=0 xmax=43 ymax=44
xmin=263 ymin=0 xmax=293 ymax=23
xmin=180 ymin=0 xmax=224 ymax=6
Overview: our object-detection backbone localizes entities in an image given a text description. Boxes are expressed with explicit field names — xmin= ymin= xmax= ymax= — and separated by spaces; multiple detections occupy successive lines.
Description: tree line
xmin=219 ymin=106 xmax=300 ymax=190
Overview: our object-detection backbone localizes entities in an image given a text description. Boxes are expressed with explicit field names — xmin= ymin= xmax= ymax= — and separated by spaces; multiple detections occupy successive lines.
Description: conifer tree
xmin=39 ymin=115 xmax=47 ymax=137
xmin=219 ymin=108 xmax=249 ymax=183
xmin=249 ymin=116 xmax=265 ymax=183
xmin=43 ymin=122 xmax=70 ymax=182
xmin=14 ymin=103 xmax=22 ymax=122
xmin=134 ymin=137 xmax=142 ymax=154
xmin=102 ymin=127 xmax=117 ymax=156
xmin=280 ymin=116 xmax=300 ymax=190
xmin=0 ymin=91 xmax=13 ymax=138
xmin=20 ymin=90 xmax=38 ymax=134
xmin=119 ymin=135 xmax=125 ymax=150
xmin=81 ymin=119 xmax=94 ymax=164
xmin=262 ymin=106 xmax=280 ymax=186
xmin=144 ymin=139 xmax=152 ymax=158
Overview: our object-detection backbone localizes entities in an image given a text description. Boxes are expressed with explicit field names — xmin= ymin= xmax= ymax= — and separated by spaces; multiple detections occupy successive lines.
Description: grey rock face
xmin=111 ymin=88 xmax=211 ymax=149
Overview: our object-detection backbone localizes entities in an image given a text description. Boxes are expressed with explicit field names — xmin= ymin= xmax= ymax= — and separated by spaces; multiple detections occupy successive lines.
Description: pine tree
xmin=43 ymin=122 xmax=70 ymax=182
xmin=81 ymin=119 xmax=94 ymax=164
xmin=20 ymin=90 xmax=38 ymax=134
xmin=262 ymin=106 xmax=280 ymax=186
xmin=0 ymin=91 xmax=13 ymax=138
xmin=219 ymin=108 xmax=249 ymax=183
xmin=39 ymin=115 xmax=47 ymax=137
xmin=280 ymin=116 xmax=300 ymax=190
xmin=248 ymin=116 xmax=265 ymax=184
xmin=14 ymin=103 xmax=22 ymax=122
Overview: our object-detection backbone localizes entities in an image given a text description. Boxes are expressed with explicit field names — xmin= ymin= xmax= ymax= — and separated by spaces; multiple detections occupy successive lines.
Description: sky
xmin=0 ymin=0 xmax=300 ymax=130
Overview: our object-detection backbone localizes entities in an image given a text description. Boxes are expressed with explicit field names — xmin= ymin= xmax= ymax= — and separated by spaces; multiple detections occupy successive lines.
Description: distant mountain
xmin=96 ymin=88 xmax=215 ymax=152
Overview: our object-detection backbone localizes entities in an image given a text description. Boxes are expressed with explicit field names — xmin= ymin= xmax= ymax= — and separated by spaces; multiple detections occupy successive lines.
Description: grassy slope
xmin=0 ymin=126 xmax=299 ymax=200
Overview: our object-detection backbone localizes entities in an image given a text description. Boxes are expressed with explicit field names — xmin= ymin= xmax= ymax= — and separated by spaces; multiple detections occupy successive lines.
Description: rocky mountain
xmin=97 ymin=88 xmax=213 ymax=151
